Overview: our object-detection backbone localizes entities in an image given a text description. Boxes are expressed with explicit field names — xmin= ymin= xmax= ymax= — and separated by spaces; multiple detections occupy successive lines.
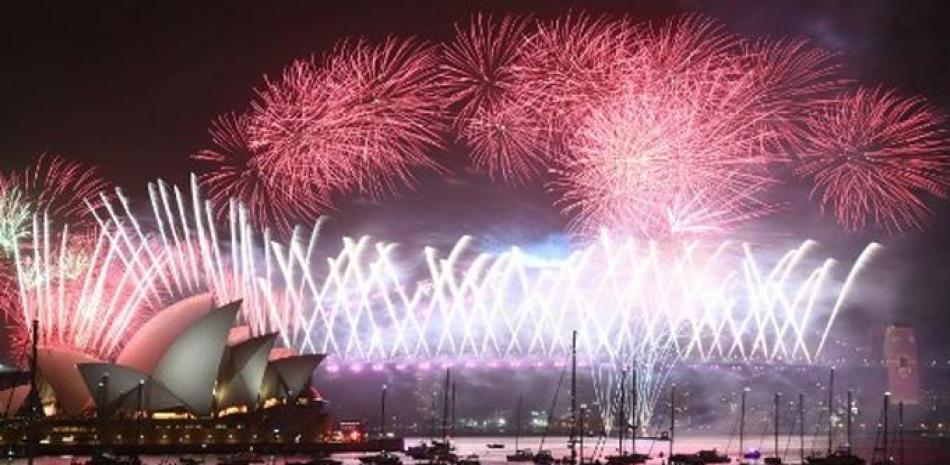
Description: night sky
xmin=2 ymin=1 xmax=950 ymax=358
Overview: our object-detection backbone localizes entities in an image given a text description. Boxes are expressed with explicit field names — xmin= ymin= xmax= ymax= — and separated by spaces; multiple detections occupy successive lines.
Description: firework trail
xmin=0 ymin=182 xmax=32 ymax=258
xmin=13 ymin=215 xmax=160 ymax=359
xmin=796 ymin=86 xmax=950 ymax=233
xmin=12 ymin=154 xmax=112 ymax=232
xmin=193 ymin=112 xmax=329 ymax=235
xmin=0 ymin=155 xmax=111 ymax=256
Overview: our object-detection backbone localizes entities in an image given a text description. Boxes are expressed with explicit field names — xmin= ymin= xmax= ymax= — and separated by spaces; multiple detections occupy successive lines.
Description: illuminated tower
xmin=883 ymin=324 xmax=919 ymax=405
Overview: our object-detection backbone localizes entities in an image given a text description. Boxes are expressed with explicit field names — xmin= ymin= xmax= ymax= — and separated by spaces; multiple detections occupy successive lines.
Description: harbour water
xmin=7 ymin=435 xmax=948 ymax=465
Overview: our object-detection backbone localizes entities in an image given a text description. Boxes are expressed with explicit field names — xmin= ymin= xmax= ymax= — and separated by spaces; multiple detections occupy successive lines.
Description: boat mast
xmin=618 ymin=368 xmax=626 ymax=456
xmin=570 ymin=330 xmax=578 ymax=465
xmin=773 ymin=393 xmax=780 ymax=463
xmin=515 ymin=394 xmax=522 ymax=451
xmin=799 ymin=392 xmax=805 ymax=464
xmin=898 ymin=400 xmax=904 ymax=465
xmin=827 ymin=368 xmax=835 ymax=455
xmin=882 ymin=392 xmax=890 ymax=463
xmin=846 ymin=390 xmax=853 ymax=452
xmin=631 ymin=362 xmax=638 ymax=457
xmin=669 ymin=385 xmax=676 ymax=459
xmin=451 ymin=382 xmax=457 ymax=438
xmin=739 ymin=388 xmax=746 ymax=461
xmin=27 ymin=319 xmax=38 ymax=465
xmin=442 ymin=368 xmax=451 ymax=443
xmin=381 ymin=384 xmax=388 ymax=437
xmin=580 ymin=405 xmax=586 ymax=465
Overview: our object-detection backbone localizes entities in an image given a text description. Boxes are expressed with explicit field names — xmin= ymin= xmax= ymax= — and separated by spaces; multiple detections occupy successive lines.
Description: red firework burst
xmin=457 ymin=100 xmax=549 ymax=183
xmin=743 ymin=38 xmax=846 ymax=152
xmin=249 ymin=37 xmax=446 ymax=200
xmin=440 ymin=14 xmax=550 ymax=183
xmin=194 ymin=112 xmax=329 ymax=234
xmin=440 ymin=13 xmax=532 ymax=123
xmin=796 ymin=86 xmax=950 ymax=233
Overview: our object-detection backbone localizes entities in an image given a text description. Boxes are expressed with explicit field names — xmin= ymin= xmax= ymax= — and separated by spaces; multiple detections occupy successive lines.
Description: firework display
xmin=5 ymin=3 xmax=950 ymax=450
xmin=193 ymin=113 xmax=329 ymax=234
xmin=796 ymin=86 xmax=950 ymax=233
xmin=12 ymin=179 xmax=875 ymax=367
xmin=238 ymin=37 xmax=445 ymax=221
xmin=188 ymin=13 xmax=949 ymax=236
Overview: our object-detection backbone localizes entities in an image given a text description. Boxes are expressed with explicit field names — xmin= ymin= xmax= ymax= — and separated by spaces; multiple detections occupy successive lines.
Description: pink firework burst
xmin=556 ymin=77 xmax=777 ymax=238
xmin=323 ymin=36 xmax=447 ymax=195
xmin=249 ymin=37 xmax=446 ymax=201
xmin=633 ymin=15 xmax=738 ymax=79
xmin=248 ymin=59 xmax=349 ymax=195
xmin=194 ymin=112 xmax=329 ymax=234
xmin=796 ymin=86 xmax=950 ymax=233
xmin=516 ymin=13 xmax=637 ymax=140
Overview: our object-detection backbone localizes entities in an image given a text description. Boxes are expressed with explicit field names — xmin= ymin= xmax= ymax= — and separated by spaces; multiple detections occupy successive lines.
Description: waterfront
xmin=5 ymin=435 xmax=948 ymax=465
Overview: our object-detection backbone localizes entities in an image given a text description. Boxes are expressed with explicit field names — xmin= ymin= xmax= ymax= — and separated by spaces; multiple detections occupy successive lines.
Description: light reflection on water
xmin=4 ymin=435 xmax=894 ymax=465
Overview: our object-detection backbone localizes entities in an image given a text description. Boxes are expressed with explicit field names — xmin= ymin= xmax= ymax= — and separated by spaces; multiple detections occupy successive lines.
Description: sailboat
xmin=737 ymin=388 xmax=761 ymax=465
xmin=869 ymin=392 xmax=895 ymax=465
xmin=605 ymin=366 xmax=649 ymax=465
xmin=507 ymin=395 xmax=534 ymax=462
xmin=805 ymin=369 xmax=866 ymax=465
xmin=763 ymin=393 xmax=783 ymax=465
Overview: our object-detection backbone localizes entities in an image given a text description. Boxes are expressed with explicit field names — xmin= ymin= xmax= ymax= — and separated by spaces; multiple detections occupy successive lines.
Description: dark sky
xmin=2 ymin=1 xmax=950 ymax=356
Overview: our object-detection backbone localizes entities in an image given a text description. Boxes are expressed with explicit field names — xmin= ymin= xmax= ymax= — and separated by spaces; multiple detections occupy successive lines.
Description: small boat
xmin=288 ymin=459 xmax=343 ymax=465
xmin=458 ymin=454 xmax=481 ymax=465
xmin=358 ymin=452 xmax=402 ymax=465
xmin=506 ymin=450 xmax=535 ymax=462
xmin=86 ymin=454 xmax=141 ymax=465
xmin=669 ymin=450 xmax=730 ymax=465
xmin=604 ymin=453 xmax=649 ymax=465
xmin=487 ymin=443 xmax=505 ymax=449
xmin=218 ymin=458 xmax=248 ymax=465
xmin=805 ymin=449 xmax=867 ymax=465
xmin=407 ymin=442 xmax=431 ymax=460
xmin=532 ymin=450 xmax=555 ymax=465
xmin=695 ymin=450 xmax=730 ymax=464
xmin=220 ymin=453 xmax=265 ymax=465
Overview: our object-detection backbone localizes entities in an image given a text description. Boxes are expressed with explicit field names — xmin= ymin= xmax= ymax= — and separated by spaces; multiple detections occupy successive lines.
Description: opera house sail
xmin=0 ymin=295 xmax=333 ymax=455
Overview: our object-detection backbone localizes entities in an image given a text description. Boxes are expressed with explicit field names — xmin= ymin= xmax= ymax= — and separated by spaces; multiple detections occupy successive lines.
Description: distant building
xmin=884 ymin=324 xmax=920 ymax=405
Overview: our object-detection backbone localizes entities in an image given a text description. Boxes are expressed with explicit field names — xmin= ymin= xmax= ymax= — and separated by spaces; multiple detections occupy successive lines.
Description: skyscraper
xmin=884 ymin=324 xmax=920 ymax=405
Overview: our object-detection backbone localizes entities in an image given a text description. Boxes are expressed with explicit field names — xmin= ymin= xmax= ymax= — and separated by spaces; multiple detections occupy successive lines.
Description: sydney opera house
xmin=0 ymin=294 xmax=331 ymax=454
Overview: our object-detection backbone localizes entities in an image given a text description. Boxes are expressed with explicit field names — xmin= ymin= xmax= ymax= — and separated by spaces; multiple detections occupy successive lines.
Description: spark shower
xmin=14 ymin=178 xmax=877 ymax=367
